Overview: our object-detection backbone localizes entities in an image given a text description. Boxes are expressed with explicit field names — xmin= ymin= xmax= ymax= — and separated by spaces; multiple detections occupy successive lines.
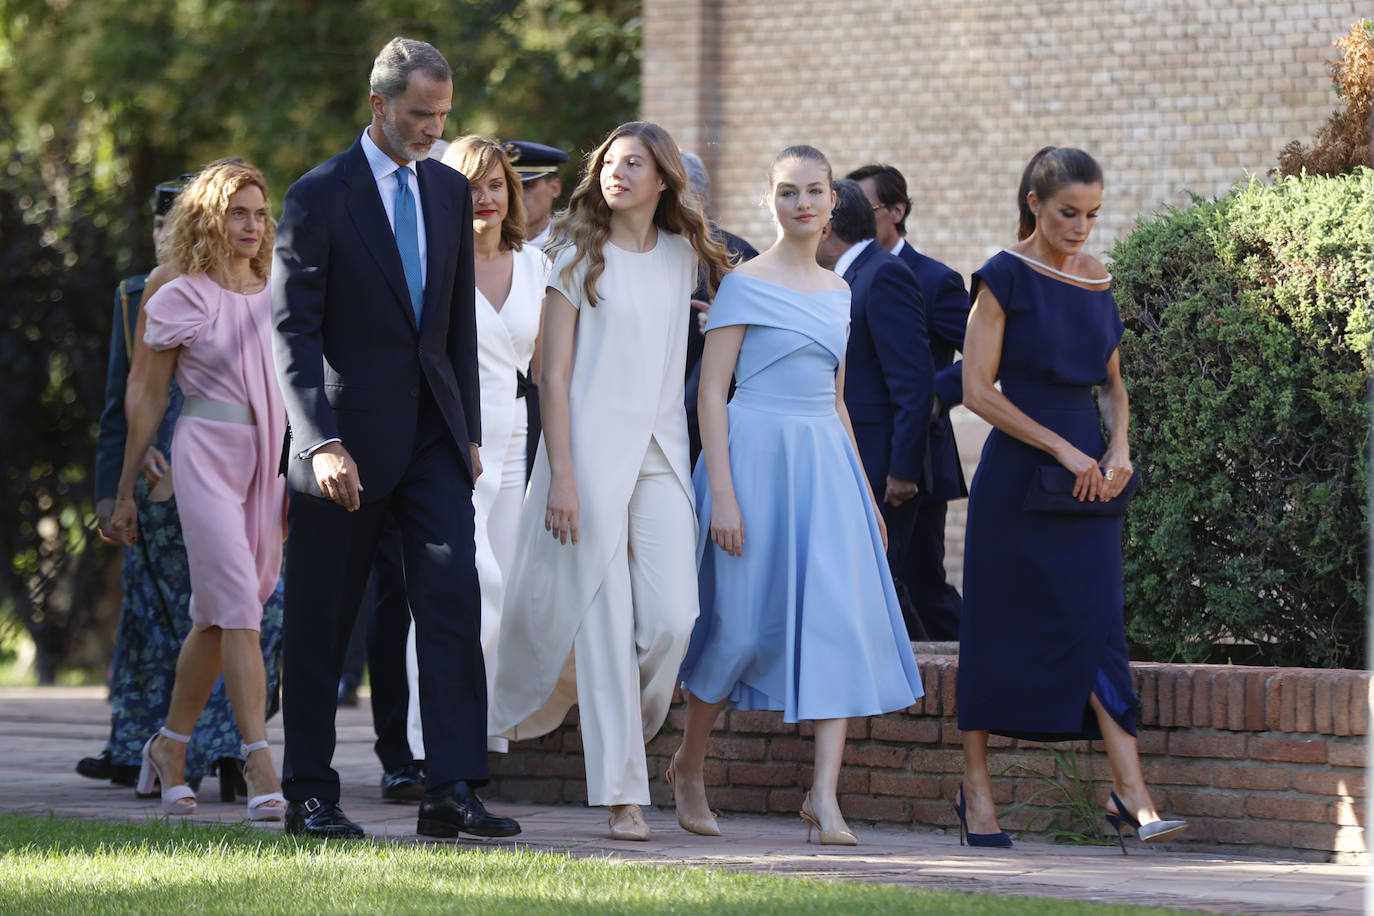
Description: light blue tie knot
xmin=394 ymin=169 xmax=424 ymax=326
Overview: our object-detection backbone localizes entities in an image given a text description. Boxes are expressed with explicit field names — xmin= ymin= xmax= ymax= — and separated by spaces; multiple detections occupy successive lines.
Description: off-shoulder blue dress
xmin=678 ymin=274 xmax=923 ymax=721
xmin=957 ymin=252 xmax=1137 ymax=741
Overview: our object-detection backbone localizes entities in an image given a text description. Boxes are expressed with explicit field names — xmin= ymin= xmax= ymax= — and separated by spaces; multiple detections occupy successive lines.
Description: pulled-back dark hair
xmin=829 ymin=178 xmax=877 ymax=245
xmin=1016 ymin=146 xmax=1103 ymax=240
xmin=845 ymin=163 xmax=911 ymax=235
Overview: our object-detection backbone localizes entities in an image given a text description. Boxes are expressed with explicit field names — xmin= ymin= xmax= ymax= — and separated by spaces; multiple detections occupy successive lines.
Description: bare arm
xmin=834 ymin=357 xmax=889 ymax=550
xmin=538 ymin=288 xmax=579 ymax=545
xmin=109 ymin=346 xmax=177 ymax=545
xmin=124 ymin=265 xmax=177 ymax=485
xmin=962 ymin=284 xmax=1106 ymax=502
xmin=698 ymin=324 xmax=746 ymax=557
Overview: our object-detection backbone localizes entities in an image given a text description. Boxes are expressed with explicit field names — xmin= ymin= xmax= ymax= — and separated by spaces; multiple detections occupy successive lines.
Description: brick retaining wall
xmin=488 ymin=658 xmax=1369 ymax=860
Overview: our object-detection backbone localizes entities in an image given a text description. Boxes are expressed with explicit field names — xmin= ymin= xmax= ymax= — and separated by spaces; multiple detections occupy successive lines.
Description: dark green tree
xmin=0 ymin=0 xmax=640 ymax=681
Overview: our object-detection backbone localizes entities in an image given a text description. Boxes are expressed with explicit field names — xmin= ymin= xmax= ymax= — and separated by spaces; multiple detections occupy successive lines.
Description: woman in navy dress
xmin=672 ymin=146 xmax=923 ymax=846
xmin=956 ymin=147 xmax=1186 ymax=851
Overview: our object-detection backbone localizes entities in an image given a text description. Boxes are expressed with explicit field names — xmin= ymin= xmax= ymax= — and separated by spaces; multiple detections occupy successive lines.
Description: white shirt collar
xmin=833 ymin=237 xmax=874 ymax=279
xmin=889 ymin=237 xmax=908 ymax=258
xmin=361 ymin=127 xmax=417 ymax=185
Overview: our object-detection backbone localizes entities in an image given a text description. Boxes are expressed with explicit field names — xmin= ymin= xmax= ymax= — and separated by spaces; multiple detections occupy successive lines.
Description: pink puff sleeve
xmin=143 ymin=275 xmax=211 ymax=351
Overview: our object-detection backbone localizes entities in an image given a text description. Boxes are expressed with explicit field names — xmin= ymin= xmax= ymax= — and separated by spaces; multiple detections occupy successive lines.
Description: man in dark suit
xmin=271 ymin=36 xmax=519 ymax=840
xmin=848 ymin=165 xmax=969 ymax=640
xmin=679 ymin=150 xmax=759 ymax=463
xmin=816 ymin=179 xmax=934 ymax=637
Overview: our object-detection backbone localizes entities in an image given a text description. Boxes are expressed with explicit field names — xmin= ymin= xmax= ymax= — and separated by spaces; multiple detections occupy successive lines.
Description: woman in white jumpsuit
xmin=490 ymin=122 xmax=732 ymax=841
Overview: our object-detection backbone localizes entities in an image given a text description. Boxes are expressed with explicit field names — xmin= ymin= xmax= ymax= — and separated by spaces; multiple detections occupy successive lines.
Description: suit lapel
xmin=417 ymin=160 xmax=452 ymax=333
xmin=844 ymin=241 xmax=877 ymax=285
xmin=343 ymin=142 xmax=419 ymax=329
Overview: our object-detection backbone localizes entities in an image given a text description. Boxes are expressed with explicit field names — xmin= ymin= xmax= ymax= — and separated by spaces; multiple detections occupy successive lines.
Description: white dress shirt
xmin=299 ymin=128 xmax=432 ymax=459
xmin=833 ymin=237 xmax=875 ymax=280
xmin=360 ymin=127 xmax=427 ymax=289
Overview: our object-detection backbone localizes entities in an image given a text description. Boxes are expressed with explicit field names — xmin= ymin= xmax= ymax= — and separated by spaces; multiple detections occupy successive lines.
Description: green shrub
xmin=1111 ymin=169 xmax=1373 ymax=668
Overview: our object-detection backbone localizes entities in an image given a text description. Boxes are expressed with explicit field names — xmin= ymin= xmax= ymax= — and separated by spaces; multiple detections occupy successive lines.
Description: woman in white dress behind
xmin=406 ymin=136 xmax=549 ymax=758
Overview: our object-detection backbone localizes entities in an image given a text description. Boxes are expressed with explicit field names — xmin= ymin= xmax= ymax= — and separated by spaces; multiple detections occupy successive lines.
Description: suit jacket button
xmin=409 ymin=387 xmax=419 ymax=398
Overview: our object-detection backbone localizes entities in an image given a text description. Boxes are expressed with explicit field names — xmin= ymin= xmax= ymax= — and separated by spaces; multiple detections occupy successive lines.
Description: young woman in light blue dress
xmin=672 ymin=146 xmax=923 ymax=845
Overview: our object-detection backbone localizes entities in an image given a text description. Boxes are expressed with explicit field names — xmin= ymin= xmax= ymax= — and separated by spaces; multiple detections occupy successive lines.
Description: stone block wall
xmin=642 ymin=0 xmax=1366 ymax=279
xmin=488 ymin=658 xmax=1370 ymax=860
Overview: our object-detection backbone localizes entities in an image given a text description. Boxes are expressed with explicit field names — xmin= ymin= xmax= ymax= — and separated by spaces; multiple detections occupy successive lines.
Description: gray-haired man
xmin=272 ymin=36 xmax=519 ymax=841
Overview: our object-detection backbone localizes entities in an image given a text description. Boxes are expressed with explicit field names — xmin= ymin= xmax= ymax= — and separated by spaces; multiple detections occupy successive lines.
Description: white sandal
xmin=136 ymin=726 xmax=197 ymax=815
xmin=240 ymin=740 xmax=286 ymax=822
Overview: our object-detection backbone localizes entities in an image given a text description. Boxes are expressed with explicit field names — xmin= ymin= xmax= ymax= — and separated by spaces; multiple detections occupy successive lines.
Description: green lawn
xmin=0 ymin=814 xmax=1194 ymax=915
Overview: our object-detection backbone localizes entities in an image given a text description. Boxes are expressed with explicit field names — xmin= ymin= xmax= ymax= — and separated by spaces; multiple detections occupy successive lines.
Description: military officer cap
xmin=152 ymin=175 xmax=194 ymax=215
xmin=502 ymin=141 xmax=570 ymax=183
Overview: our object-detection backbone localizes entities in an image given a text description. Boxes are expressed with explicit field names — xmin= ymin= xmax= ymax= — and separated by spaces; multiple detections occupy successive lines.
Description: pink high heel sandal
xmin=241 ymin=740 xmax=286 ymax=822
xmin=136 ymin=726 xmax=197 ymax=815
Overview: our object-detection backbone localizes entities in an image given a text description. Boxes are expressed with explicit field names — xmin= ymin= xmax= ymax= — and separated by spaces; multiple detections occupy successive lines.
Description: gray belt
xmin=182 ymin=395 xmax=256 ymax=425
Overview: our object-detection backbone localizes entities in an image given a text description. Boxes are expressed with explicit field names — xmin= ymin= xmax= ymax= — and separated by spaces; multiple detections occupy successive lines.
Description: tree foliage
xmin=0 ymin=0 xmax=641 ymax=681
xmin=1278 ymin=19 xmax=1373 ymax=178
xmin=1111 ymin=169 xmax=1373 ymax=668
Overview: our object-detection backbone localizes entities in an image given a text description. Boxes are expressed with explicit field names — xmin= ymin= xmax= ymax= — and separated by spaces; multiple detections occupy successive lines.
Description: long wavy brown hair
xmin=549 ymin=121 xmax=731 ymax=307
xmin=158 ymin=158 xmax=274 ymax=279
xmin=442 ymin=135 xmax=526 ymax=252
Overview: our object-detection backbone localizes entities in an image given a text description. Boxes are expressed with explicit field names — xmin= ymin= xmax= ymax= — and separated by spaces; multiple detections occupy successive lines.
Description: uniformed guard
xmin=502 ymin=140 xmax=569 ymax=249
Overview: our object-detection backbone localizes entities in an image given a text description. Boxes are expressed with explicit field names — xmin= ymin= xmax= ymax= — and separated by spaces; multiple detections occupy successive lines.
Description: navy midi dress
xmin=957 ymin=252 xmax=1137 ymax=742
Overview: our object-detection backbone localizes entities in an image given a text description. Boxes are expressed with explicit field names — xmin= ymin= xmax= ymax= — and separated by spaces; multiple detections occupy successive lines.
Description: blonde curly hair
xmin=549 ymin=121 xmax=731 ymax=307
xmin=158 ymin=158 xmax=274 ymax=279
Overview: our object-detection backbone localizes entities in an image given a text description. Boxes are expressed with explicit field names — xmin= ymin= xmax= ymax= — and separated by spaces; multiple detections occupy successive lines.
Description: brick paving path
xmin=1 ymin=687 xmax=1365 ymax=914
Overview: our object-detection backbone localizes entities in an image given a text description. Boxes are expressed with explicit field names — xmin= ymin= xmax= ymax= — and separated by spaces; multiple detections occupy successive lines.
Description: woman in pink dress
xmin=111 ymin=159 xmax=288 ymax=821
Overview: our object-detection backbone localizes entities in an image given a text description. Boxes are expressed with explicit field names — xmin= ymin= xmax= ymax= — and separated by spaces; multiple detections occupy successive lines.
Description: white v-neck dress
xmin=407 ymin=243 xmax=549 ymax=757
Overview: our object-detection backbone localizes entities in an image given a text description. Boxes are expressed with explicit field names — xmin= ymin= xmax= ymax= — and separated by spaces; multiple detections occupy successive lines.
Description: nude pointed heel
xmin=666 ymin=752 xmax=720 ymax=837
xmin=800 ymin=792 xmax=857 ymax=846
xmin=240 ymin=740 xmax=286 ymax=822
xmin=137 ymin=726 xmax=197 ymax=816
xmin=608 ymin=804 xmax=651 ymax=841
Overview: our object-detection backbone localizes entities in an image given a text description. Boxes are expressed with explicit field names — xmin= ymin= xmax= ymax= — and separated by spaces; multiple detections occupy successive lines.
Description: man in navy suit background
xmin=816 ymin=179 xmax=934 ymax=637
xmin=848 ymin=164 xmax=969 ymax=641
xmin=271 ymin=36 xmax=519 ymax=840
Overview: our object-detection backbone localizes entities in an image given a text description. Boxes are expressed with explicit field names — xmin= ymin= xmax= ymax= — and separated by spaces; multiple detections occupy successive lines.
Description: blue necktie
xmin=394 ymin=169 xmax=423 ymax=326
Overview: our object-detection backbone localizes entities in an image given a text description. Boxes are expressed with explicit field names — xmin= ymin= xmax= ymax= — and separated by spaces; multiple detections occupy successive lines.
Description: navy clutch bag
xmin=1023 ymin=465 xmax=1139 ymax=517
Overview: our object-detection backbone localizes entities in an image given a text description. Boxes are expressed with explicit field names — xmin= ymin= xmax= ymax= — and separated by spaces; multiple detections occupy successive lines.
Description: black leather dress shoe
xmin=381 ymin=764 xmax=425 ymax=802
xmin=284 ymin=798 xmax=364 ymax=838
xmin=76 ymin=750 xmax=140 ymax=787
xmin=76 ymin=750 xmax=112 ymax=780
xmin=417 ymin=782 xmax=521 ymax=839
xmin=336 ymin=680 xmax=359 ymax=708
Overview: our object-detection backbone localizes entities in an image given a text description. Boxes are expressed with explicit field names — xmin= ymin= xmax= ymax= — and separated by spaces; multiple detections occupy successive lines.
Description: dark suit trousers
xmin=281 ymin=386 xmax=487 ymax=803
xmin=366 ymin=523 xmax=414 ymax=772
xmin=853 ymin=419 xmax=926 ymax=641
xmin=903 ymin=494 xmax=962 ymax=641
xmin=337 ymin=531 xmax=412 ymax=771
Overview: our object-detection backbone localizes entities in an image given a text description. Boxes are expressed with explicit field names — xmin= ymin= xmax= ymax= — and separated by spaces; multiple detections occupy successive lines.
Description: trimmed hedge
xmin=1110 ymin=169 xmax=1372 ymax=668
